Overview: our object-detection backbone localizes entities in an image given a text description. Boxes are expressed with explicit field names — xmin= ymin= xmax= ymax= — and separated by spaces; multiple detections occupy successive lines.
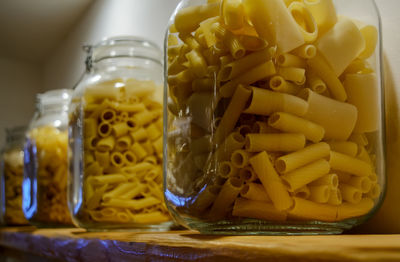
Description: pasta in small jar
xmin=69 ymin=36 xmax=171 ymax=230
xmin=0 ymin=126 xmax=29 ymax=226
xmin=23 ymin=89 xmax=73 ymax=227
xmin=165 ymin=0 xmax=385 ymax=234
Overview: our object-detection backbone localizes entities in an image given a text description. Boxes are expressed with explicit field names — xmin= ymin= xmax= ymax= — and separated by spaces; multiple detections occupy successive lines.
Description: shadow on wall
xmin=352 ymin=52 xmax=400 ymax=233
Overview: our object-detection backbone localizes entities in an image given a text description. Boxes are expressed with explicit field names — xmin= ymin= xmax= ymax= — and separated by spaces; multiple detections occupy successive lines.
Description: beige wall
xmin=0 ymin=57 xmax=42 ymax=145
xmin=43 ymin=0 xmax=180 ymax=92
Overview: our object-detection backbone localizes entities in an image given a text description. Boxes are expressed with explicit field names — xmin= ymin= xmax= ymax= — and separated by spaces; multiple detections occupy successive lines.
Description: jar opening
xmin=85 ymin=36 xmax=162 ymax=70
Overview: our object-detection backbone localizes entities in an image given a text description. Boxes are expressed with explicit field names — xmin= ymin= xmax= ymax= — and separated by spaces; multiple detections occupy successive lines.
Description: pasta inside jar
xmin=165 ymin=0 xmax=384 ymax=234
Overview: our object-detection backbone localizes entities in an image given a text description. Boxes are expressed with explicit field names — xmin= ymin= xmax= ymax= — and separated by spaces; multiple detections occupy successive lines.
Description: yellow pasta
xmin=240 ymin=183 xmax=271 ymax=202
xmin=243 ymin=0 xmax=304 ymax=53
xmin=328 ymin=188 xmax=342 ymax=205
xmin=308 ymin=185 xmax=330 ymax=203
xmin=291 ymin=44 xmax=316 ymax=59
xmin=278 ymin=67 xmax=306 ymax=84
xmin=230 ymin=149 xmax=252 ymax=168
xmin=218 ymin=161 xmax=238 ymax=178
xmin=215 ymin=132 xmax=245 ymax=161
xmin=232 ymin=197 xmax=287 ymax=221
xmin=326 ymin=141 xmax=358 ymax=157
xmin=244 ymin=86 xmax=308 ymax=117
xmin=219 ymin=60 xmax=276 ymax=97
xmin=268 ymin=112 xmax=325 ymax=143
xmin=245 ymin=133 xmax=306 ymax=153
xmin=214 ymin=84 xmax=252 ymax=144
xmin=238 ymin=166 xmax=257 ymax=181
xmin=358 ymin=25 xmax=378 ymax=59
xmin=275 ymin=142 xmax=330 ymax=174
xmin=281 ymin=159 xmax=330 ymax=192
xmin=317 ymin=18 xmax=365 ymax=75
xmin=344 ymin=73 xmax=379 ymax=133
xmin=336 ymin=198 xmax=374 ymax=221
xmin=329 ymin=151 xmax=373 ymax=177
xmin=299 ymin=89 xmax=357 ymax=140
xmin=303 ymin=0 xmax=337 ymax=35
xmin=309 ymin=173 xmax=339 ymax=188
xmin=249 ymin=151 xmax=293 ymax=211
xmin=165 ymin=0 xmax=382 ymax=225
xmin=96 ymin=136 xmax=115 ymax=151
xmin=77 ymin=78 xmax=169 ymax=226
xmin=277 ymin=53 xmax=306 ymax=68
xmin=209 ymin=177 xmax=244 ymax=219
xmin=288 ymin=197 xmax=337 ymax=222
xmin=221 ymin=0 xmax=244 ymax=30
xmin=218 ymin=48 xmax=272 ymax=82
xmin=288 ymin=2 xmax=318 ymax=43
xmin=174 ymin=2 xmax=219 ymax=34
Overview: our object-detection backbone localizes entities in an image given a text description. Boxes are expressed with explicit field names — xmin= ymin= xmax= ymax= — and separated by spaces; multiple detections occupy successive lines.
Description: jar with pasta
xmin=0 ymin=126 xmax=29 ymax=226
xmin=69 ymin=36 xmax=171 ymax=230
xmin=23 ymin=89 xmax=73 ymax=227
xmin=165 ymin=0 xmax=385 ymax=234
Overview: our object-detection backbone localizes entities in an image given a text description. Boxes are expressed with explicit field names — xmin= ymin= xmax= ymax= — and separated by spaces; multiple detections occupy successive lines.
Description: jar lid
xmin=85 ymin=36 xmax=163 ymax=70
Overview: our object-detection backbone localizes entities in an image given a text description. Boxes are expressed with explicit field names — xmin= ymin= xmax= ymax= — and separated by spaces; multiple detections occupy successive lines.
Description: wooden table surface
xmin=0 ymin=227 xmax=400 ymax=261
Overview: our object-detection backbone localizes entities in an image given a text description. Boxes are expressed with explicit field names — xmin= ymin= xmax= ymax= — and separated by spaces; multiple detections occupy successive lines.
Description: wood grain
xmin=1 ymin=227 xmax=400 ymax=261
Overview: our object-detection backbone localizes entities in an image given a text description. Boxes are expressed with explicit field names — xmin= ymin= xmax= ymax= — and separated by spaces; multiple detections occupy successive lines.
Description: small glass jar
xmin=164 ymin=0 xmax=385 ymax=234
xmin=23 ymin=89 xmax=73 ymax=227
xmin=0 ymin=126 xmax=29 ymax=226
xmin=69 ymin=36 xmax=170 ymax=230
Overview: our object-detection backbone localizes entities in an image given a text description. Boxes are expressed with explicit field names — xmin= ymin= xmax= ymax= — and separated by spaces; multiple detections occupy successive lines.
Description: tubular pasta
xmin=232 ymin=198 xmax=287 ymax=221
xmin=249 ymin=151 xmax=293 ymax=211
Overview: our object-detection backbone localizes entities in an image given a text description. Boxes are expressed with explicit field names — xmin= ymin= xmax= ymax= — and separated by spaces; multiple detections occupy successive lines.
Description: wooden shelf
xmin=1 ymin=227 xmax=400 ymax=261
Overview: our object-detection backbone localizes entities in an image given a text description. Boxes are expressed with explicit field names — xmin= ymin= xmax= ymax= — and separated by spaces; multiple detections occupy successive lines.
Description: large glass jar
xmin=0 ymin=126 xmax=28 ymax=226
xmin=23 ymin=89 xmax=73 ymax=227
xmin=69 ymin=36 xmax=170 ymax=230
xmin=164 ymin=0 xmax=385 ymax=234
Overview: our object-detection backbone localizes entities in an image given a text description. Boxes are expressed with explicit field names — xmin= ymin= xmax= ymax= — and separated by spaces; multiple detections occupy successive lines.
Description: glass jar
xmin=23 ymin=89 xmax=73 ymax=227
xmin=164 ymin=0 xmax=385 ymax=234
xmin=69 ymin=36 xmax=170 ymax=230
xmin=0 ymin=126 xmax=29 ymax=226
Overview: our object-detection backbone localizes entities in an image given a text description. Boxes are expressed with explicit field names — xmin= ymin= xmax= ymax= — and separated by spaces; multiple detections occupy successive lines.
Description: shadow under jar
xmin=68 ymin=36 xmax=172 ymax=231
xmin=164 ymin=0 xmax=385 ymax=235
xmin=23 ymin=90 xmax=74 ymax=227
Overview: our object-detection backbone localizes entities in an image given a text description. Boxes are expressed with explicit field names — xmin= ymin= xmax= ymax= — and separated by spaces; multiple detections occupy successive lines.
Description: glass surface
xmin=23 ymin=89 xmax=74 ymax=227
xmin=68 ymin=36 xmax=172 ymax=230
xmin=0 ymin=126 xmax=29 ymax=226
xmin=164 ymin=0 xmax=385 ymax=235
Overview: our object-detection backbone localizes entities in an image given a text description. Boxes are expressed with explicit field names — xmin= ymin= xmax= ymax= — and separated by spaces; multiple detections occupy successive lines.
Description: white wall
xmin=43 ymin=0 xmax=180 ymax=91
xmin=0 ymin=57 xmax=42 ymax=146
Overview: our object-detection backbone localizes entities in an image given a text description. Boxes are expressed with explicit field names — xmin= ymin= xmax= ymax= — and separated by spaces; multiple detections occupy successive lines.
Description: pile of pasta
xmin=80 ymin=78 xmax=169 ymax=225
xmin=27 ymin=126 xmax=72 ymax=225
xmin=2 ymin=149 xmax=28 ymax=225
xmin=167 ymin=0 xmax=381 ymax=222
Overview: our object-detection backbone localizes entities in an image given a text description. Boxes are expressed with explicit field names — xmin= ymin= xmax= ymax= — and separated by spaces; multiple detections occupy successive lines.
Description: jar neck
xmin=5 ymin=126 xmax=26 ymax=146
xmin=37 ymin=103 xmax=69 ymax=116
xmin=89 ymin=56 xmax=162 ymax=73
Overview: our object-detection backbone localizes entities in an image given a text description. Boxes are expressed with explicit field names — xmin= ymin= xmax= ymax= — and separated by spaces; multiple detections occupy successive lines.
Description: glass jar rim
xmin=84 ymin=36 xmax=163 ymax=67
xmin=5 ymin=125 xmax=27 ymax=144
xmin=36 ymin=89 xmax=72 ymax=112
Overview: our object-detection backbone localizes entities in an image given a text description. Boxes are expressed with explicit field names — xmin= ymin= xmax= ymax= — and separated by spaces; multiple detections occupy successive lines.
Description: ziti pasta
xmin=69 ymin=78 xmax=170 ymax=228
xmin=165 ymin=0 xmax=384 ymax=233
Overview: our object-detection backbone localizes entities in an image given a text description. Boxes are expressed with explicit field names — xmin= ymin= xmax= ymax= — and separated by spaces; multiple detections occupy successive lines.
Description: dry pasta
xmin=2 ymin=148 xmax=28 ymax=225
xmin=25 ymin=126 xmax=72 ymax=225
xmin=75 ymin=78 xmax=170 ymax=225
xmin=166 ymin=0 xmax=382 ymax=225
